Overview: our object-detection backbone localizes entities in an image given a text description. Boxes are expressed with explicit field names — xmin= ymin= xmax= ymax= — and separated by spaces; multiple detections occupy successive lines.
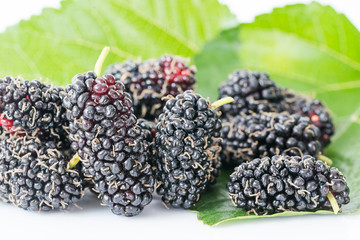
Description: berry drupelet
xmin=0 ymin=133 xmax=84 ymax=211
xmin=154 ymin=90 xmax=223 ymax=208
xmin=138 ymin=118 xmax=157 ymax=141
xmin=0 ymin=76 xmax=69 ymax=145
xmin=63 ymin=71 xmax=155 ymax=217
xmin=227 ymin=155 xmax=350 ymax=214
xmin=105 ymin=55 xmax=196 ymax=120
xmin=218 ymin=69 xmax=288 ymax=117
xmin=221 ymin=113 xmax=322 ymax=167
xmin=283 ymin=89 xmax=334 ymax=147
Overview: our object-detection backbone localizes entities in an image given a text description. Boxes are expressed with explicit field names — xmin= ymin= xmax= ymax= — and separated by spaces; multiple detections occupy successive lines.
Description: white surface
xmin=0 ymin=192 xmax=359 ymax=240
xmin=0 ymin=1 xmax=359 ymax=240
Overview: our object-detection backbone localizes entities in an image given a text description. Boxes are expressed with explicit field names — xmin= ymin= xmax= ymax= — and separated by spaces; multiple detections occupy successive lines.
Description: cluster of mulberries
xmin=154 ymin=90 xmax=222 ymax=208
xmin=0 ymin=50 xmax=349 ymax=218
xmin=219 ymin=69 xmax=348 ymax=214
xmin=221 ymin=113 xmax=322 ymax=167
xmin=219 ymin=69 xmax=334 ymax=166
xmin=105 ymin=56 xmax=228 ymax=210
xmin=0 ymin=133 xmax=83 ymax=211
xmin=0 ymin=76 xmax=82 ymax=212
xmin=105 ymin=55 xmax=196 ymax=120
xmin=63 ymin=72 xmax=155 ymax=217
xmin=0 ymin=76 xmax=69 ymax=146
xmin=227 ymin=155 xmax=350 ymax=214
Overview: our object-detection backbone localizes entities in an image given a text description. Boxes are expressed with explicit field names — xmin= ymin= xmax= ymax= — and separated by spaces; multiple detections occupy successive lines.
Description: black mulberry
xmin=105 ymin=55 xmax=196 ymax=120
xmin=218 ymin=70 xmax=288 ymax=117
xmin=227 ymin=155 xmax=350 ymax=214
xmin=138 ymin=118 xmax=156 ymax=141
xmin=283 ymin=89 xmax=334 ymax=147
xmin=0 ymin=76 xmax=69 ymax=146
xmin=0 ymin=133 xmax=84 ymax=211
xmin=63 ymin=72 xmax=155 ymax=217
xmin=221 ymin=113 xmax=322 ymax=167
xmin=154 ymin=90 xmax=222 ymax=208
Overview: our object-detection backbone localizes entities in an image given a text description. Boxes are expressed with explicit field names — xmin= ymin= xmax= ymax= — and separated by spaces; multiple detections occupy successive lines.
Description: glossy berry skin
xmin=283 ymin=89 xmax=334 ymax=147
xmin=105 ymin=55 xmax=196 ymax=120
xmin=0 ymin=76 xmax=68 ymax=145
xmin=155 ymin=90 xmax=222 ymax=208
xmin=0 ymin=133 xmax=84 ymax=211
xmin=221 ymin=113 xmax=322 ymax=167
xmin=227 ymin=155 xmax=350 ymax=214
xmin=218 ymin=70 xmax=288 ymax=117
xmin=63 ymin=72 xmax=154 ymax=217
xmin=137 ymin=118 xmax=156 ymax=141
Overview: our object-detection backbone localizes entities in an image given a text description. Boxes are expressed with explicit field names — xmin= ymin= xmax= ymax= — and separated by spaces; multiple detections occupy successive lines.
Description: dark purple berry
xmin=227 ymin=155 xmax=350 ymax=214
xmin=218 ymin=70 xmax=288 ymax=116
xmin=0 ymin=76 xmax=69 ymax=146
xmin=154 ymin=90 xmax=222 ymax=208
xmin=63 ymin=72 xmax=154 ymax=217
xmin=283 ymin=89 xmax=334 ymax=147
xmin=0 ymin=133 xmax=84 ymax=211
xmin=105 ymin=55 xmax=196 ymax=120
xmin=221 ymin=113 xmax=322 ymax=167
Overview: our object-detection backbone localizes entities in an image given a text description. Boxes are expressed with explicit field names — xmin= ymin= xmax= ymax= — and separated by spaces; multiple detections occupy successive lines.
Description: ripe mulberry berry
xmin=154 ymin=90 xmax=222 ymax=208
xmin=0 ymin=133 xmax=84 ymax=211
xmin=221 ymin=113 xmax=322 ymax=167
xmin=0 ymin=76 xmax=69 ymax=145
xmin=283 ymin=89 xmax=334 ymax=147
xmin=63 ymin=72 xmax=155 ymax=217
xmin=227 ymin=155 xmax=350 ymax=214
xmin=138 ymin=118 xmax=156 ymax=141
xmin=105 ymin=55 xmax=196 ymax=120
xmin=218 ymin=70 xmax=288 ymax=117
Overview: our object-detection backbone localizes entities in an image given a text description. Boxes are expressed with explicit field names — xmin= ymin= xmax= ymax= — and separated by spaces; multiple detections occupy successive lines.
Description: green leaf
xmin=191 ymin=170 xmax=338 ymax=226
xmin=0 ymin=0 xmax=235 ymax=85
xmin=194 ymin=26 xmax=241 ymax=100
xmin=192 ymin=2 xmax=360 ymax=225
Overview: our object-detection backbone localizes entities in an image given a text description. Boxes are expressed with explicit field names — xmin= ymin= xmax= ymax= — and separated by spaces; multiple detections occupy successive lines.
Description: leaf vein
xmin=110 ymin=0 xmax=199 ymax=53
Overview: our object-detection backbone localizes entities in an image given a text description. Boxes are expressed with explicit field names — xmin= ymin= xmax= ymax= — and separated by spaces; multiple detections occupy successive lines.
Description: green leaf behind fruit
xmin=0 ymin=0 xmax=235 ymax=85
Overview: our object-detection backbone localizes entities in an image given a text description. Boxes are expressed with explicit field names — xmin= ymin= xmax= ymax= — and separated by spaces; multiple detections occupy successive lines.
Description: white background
xmin=0 ymin=1 xmax=359 ymax=240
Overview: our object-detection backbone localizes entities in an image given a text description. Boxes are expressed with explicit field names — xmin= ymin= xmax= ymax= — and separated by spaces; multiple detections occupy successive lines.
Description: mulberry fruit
xmin=221 ymin=113 xmax=322 ymax=167
xmin=0 ymin=133 xmax=84 ymax=211
xmin=154 ymin=90 xmax=222 ymax=208
xmin=105 ymin=55 xmax=196 ymax=120
xmin=138 ymin=118 xmax=156 ymax=141
xmin=283 ymin=89 xmax=334 ymax=147
xmin=63 ymin=72 xmax=155 ymax=217
xmin=218 ymin=70 xmax=288 ymax=117
xmin=0 ymin=76 xmax=69 ymax=145
xmin=227 ymin=155 xmax=350 ymax=214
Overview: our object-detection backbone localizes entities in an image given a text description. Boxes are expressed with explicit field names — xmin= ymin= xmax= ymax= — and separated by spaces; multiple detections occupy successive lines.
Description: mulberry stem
xmin=318 ymin=155 xmax=333 ymax=166
xmin=211 ymin=97 xmax=234 ymax=109
xmin=68 ymin=153 xmax=80 ymax=169
xmin=327 ymin=192 xmax=339 ymax=214
xmin=94 ymin=46 xmax=110 ymax=76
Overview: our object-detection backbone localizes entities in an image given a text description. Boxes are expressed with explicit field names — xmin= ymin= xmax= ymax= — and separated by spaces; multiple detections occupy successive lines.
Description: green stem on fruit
xmin=68 ymin=153 xmax=81 ymax=169
xmin=94 ymin=46 xmax=110 ymax=76
xmin=318 ymin=154 xmax=333 ymax=166
xmin=211 ymin=97 xmax=234 ymax=109
xmin=327 ymin=192 xmax=339 ymax=214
